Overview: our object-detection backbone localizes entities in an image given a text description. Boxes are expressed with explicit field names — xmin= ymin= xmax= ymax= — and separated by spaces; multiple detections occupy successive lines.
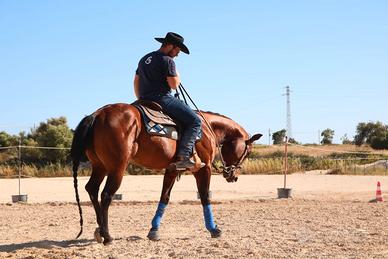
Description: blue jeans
xmin=147 ymin=93 xmax=201 ymax=158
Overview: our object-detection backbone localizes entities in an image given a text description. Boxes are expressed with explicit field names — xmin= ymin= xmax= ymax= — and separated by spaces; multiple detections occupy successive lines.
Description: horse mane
xmin=197 ymin=110 xmax=231 ymax=120
xmin=196 ymin=110 xmax=249 ymax=142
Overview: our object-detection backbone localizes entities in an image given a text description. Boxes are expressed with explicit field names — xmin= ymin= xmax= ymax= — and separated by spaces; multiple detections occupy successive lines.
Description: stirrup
xmin=173 ymin=158 xmax=196 ymax=171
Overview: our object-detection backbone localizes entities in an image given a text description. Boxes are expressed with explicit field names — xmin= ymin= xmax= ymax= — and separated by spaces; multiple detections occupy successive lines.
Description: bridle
xmin=214 ymin=141 xmax=250 ymax=183
xmin=176 ymin=83 xmax=250 ymax=182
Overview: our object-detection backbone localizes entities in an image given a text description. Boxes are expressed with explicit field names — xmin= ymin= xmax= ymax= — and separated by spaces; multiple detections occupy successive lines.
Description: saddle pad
xmin=142 ymin=106 xmax=176 ymax=126
xmin=133 ymin=104 xmax=179 ymax=140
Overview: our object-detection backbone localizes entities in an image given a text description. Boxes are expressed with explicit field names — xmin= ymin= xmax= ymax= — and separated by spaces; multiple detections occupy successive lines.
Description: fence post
xmin=283 ymin=137 xmax=288 ymax=189
xmin=18 ymin=138 xmax=21 ymax=196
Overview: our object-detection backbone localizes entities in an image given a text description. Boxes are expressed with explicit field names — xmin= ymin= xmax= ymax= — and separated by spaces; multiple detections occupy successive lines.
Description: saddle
xmin=132 ymin=99 xmax=204 ymax=173
xmin=132 ymin=100 xmax=179 ymax=140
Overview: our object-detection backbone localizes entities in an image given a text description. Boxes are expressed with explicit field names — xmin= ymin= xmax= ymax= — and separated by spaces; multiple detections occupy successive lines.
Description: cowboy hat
xmin=155 ymin=32 xmax=190 ymax=54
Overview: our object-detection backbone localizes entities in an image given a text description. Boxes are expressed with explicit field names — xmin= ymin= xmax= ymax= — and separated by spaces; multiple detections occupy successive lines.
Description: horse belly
xmin=132 ymin=136 xmax=177 ymax=170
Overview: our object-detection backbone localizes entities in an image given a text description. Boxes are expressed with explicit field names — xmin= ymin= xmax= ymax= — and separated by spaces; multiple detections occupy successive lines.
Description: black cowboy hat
xmin=155 ymin=32 xmax=190 ymax=54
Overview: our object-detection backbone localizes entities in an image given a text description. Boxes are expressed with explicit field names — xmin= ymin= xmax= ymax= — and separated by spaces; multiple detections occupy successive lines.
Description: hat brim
xmin=155 ymin=37 xmax=190 ymax=54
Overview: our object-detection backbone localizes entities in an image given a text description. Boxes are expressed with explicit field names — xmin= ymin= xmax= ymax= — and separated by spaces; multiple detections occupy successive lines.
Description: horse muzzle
xmin=222 ymin=165 xmax=239 ymax=183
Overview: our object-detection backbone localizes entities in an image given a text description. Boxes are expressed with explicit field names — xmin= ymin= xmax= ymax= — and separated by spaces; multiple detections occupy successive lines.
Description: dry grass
xmin=0 ymin=164 xmax=91 ymax=178
xmin=1 ymin=145 xmax=387 ymax=178
xmin=241 ymin=158 xmax=302 ymax=174
xmin=252 ymin=144 xmax=388 ymax=157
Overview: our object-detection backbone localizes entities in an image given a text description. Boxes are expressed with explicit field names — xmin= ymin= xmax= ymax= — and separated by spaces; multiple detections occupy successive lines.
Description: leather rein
xmin=177 ymin=84 xmax=248 ymax=182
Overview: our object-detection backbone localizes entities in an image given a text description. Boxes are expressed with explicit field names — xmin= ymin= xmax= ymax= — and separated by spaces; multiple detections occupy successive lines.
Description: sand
xmin=1 ymin=174 xmax=387 ymax=258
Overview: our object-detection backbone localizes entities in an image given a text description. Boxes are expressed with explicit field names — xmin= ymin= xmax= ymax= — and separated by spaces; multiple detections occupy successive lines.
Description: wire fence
xmin=286 ymin=143 xmax=388 ymax=175
xmin=1 ymin=144 xmax=388 ymax=178
xmin=0 ymin=145 xmax=71 ymax=178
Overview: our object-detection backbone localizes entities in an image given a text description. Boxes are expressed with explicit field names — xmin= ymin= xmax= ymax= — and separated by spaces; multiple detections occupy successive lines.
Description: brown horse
xmin=70 ymin=103 xmax=261 ymax=244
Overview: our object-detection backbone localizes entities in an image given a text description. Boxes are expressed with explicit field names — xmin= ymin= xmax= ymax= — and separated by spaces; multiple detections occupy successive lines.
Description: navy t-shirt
xmin=136 ymin=51 xmax=177 ymax=99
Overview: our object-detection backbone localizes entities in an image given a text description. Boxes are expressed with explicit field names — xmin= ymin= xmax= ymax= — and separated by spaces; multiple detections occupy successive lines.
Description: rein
xmin=178 ymin=84 xmax=248 ymax=182
xmin=177 ymin=84 xmax=225 ymax=163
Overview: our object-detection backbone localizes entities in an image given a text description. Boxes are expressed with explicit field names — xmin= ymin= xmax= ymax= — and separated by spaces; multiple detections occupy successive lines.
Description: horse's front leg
xmin=147 ymin=168 xmax=178 ymax=241
xmin=194 ymin=165 xmax=222 ymax=238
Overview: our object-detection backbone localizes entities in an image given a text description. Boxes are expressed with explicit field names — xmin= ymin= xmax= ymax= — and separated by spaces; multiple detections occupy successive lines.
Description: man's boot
xmin=172 ymin=155 xmax=205 ymax=171
xmin=173 ymin=156 xmax=196 ymax=171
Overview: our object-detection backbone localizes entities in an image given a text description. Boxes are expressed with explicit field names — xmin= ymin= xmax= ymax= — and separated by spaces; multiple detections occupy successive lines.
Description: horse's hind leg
xmin=194 ymin=165 xmax=221 ymax=238
xmin=85 ymin=165 xmax=106 ymax=243
xmin=100 ymin=171 xmax=125 ymax=245
xmin=147 ymin=168 xmax=179 ymax=241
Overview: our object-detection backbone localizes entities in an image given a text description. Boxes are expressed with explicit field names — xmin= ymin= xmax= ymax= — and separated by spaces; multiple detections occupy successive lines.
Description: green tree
xmin=288 ymin=138 xmax=299 ymax=144
xmin=21 ymin=137 xmax=42 ymax=162
xmin=354 ymin=121 xmax=387 ymax=147
xmin=0 ymin=131 xmax=18 ymax=147
xmin=272 ymin=129 xmax=286 ymax=144
xmin=29 ymin=117 xmax=73 ymax=163
xmin=340 ymin=134 xmax=353 ymax=145
xmin=370 ymin=134 xmax=388 ymax=149
xmin=321 ymin=128 xmax=334 ymax=145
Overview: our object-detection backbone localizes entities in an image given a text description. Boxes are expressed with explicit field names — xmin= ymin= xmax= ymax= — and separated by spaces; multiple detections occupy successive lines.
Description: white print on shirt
xmin=145 ymin=56 xmax=152 ymax=64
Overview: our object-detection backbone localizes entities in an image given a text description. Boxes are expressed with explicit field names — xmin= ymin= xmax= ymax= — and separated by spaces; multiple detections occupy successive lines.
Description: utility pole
xmin=318 ymin=130 xmax=321 ymax=145
xmin=268 ymin=128 xmax=271 ymax=145
xmin=283 ymin=86 xmax=292 ymax=140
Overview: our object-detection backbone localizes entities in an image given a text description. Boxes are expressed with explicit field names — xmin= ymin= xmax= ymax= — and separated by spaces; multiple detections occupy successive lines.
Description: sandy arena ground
xmin=1 ymin=173 xmax=387 ymax=258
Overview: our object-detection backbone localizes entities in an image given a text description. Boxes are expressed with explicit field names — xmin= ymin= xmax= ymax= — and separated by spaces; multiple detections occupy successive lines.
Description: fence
xmin=285 ymin=142 xmax=388 ymax=175
xmin=1 ymin=144 xmax=388 ymax=178
xmin=0 ymin=144 xmax=71 ymax=178
xmin=0 ymin=144 xmax=162 ymax=178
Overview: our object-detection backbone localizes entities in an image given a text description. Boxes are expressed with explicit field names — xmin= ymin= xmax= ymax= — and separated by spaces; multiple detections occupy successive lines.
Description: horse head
xmin=220 ymin=133 xmax=262 ymax=182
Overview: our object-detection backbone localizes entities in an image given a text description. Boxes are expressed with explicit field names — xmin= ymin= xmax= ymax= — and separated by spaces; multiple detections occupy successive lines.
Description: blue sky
xmin=0 ymin=1 xmax=387 ymax=144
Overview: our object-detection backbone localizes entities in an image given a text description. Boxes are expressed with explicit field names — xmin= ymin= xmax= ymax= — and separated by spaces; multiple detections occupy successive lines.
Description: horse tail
xmin=70 ymin=114 xmax=96 ymax=239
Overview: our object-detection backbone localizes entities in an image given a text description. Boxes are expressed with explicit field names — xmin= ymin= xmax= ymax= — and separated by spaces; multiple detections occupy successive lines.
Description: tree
xmin=20 ymin=136 xmax=42 ymax=163
xmin=0 ymin=131 xmax=18 ymax=147
xmin=272 ymin=129 xmax=286 ymax=144
xmin=354 ymin=121 xmax=387 ymax=147
xmin=29 ymin=116 xmax=73 ymax=163
xmin=340 ymin=134 xmax=353 ymax=145
xmin=321 ymin=128 xmax=334 ymax=145
xmin=288 ymin=138 xmax=299 ymax=144
xmin=370 ymin=134 xmax=388 ymax=149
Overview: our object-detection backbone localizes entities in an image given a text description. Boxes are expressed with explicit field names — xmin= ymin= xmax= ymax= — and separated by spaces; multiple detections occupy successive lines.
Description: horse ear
xmin=246 ymin=133 xmax=262 ymax=145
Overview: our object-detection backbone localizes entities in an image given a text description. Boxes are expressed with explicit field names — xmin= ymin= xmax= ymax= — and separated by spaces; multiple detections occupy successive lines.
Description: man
xmin=134 ymin=32 xmax=202 ymax=170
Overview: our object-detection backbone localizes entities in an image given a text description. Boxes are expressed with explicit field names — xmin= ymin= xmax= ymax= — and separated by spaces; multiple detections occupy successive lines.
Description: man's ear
xmin=246 ymin=133 xmax=262 ymax=145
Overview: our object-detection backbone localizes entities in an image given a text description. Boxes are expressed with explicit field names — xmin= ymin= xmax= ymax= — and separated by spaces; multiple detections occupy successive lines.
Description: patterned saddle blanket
xmin=132 ymin=100 xmax=179 ymax=140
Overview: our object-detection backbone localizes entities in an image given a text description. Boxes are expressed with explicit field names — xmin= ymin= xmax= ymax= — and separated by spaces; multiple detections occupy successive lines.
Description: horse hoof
xmin=94 ymin=228 xmax=103 ymax=243
xmin=103 ymin=235 xmax=113 ymax=245
xmin=103 ymin=238 xmax=113 ymax=246
xmin=147 ymin=228 xmax=160 ymax=241
xmin=210 ymin=228 xmax=222 ymax=238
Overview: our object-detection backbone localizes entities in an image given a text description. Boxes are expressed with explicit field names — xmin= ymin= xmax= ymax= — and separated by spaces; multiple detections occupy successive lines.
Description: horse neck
xmin=205 ymin=113 xmax=248 ymax=145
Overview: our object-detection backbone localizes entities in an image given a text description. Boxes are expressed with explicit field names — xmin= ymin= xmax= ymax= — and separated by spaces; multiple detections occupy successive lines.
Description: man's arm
xmin=133 ymin=74 xmax=140 ymax=99
xmin=167 ymin=70 xmax=180 ymax=90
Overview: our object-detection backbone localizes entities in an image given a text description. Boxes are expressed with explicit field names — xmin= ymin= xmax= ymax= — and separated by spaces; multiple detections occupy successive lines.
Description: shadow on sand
xmin=0 ymin=238 xmax=94 ymax=253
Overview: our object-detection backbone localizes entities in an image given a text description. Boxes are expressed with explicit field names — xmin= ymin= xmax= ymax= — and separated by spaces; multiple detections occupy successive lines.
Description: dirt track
xmin=0 ymin=174 xmax=387 ymax=258
xmin=1 ymin=199 xmax=387 ymax=258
